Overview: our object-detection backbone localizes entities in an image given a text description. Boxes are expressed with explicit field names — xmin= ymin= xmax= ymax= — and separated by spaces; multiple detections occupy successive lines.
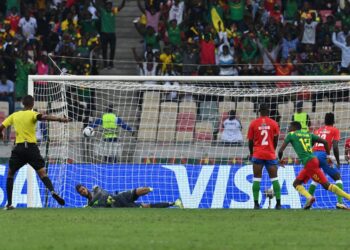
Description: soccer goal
xmin=25 ymin=75 xmax=350 ymax=209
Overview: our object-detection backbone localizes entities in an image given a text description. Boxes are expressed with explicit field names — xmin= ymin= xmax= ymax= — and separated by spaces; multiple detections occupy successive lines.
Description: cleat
xmin=149 ymin=187 xmax=154 ymax=192
xmin=336 ymin=203 xmax=348 ymax=210
xmin=52 ymin=192 xmax=65 ymax=206
xmin=304 ymin=196 xmax=316 ymax=210
xmin=3 ymin=205 xmax=15 ymax=210
xmin=275 ymin=204 xmax=281 ymax=210
xmin=254 ymin=204 xmax=260 ymax=210
xmin=174 ymin=199 xmax=184 ymax=209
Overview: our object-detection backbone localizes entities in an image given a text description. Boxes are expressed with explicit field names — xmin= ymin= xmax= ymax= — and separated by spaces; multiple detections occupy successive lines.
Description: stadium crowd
xmin=133 ymin=0 xmax=350 ymax=79
xmin=0 ymin=0 xmax=350 ymax=116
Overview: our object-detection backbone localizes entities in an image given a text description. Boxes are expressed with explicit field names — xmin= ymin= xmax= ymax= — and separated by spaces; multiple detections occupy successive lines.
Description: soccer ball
xmin=83 ymin=126 xmax=95 ymax=137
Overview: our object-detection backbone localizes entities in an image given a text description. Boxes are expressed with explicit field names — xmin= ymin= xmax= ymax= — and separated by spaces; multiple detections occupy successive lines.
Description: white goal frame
xmin=26 ymin=75 xmax=350 ymax=207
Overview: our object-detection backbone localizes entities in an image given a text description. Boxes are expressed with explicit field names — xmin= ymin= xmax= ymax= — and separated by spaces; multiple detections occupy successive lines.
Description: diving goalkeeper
xmin=76 ymin=184 xmax=184 ymax=208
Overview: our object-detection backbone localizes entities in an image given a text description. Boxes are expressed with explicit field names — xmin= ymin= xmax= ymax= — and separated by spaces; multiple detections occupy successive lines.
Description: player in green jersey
xmin=278 ymin=121 xmax=350 ymax=209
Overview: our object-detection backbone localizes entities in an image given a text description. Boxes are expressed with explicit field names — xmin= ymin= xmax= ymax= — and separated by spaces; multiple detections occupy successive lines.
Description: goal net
xmin=24 ymin=75 xmax=350 ymax=209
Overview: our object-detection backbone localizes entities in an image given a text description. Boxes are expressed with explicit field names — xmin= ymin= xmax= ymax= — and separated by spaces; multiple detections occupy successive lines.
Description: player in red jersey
xmin=247 ymin=103 xmax=281 ymax=209
xmin=309 ymin=113 xmax=347 ymax=209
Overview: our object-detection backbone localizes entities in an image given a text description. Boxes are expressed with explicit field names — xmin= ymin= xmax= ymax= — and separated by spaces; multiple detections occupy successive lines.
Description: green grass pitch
xmin=0 ymin=209 xmax=349 ymax=250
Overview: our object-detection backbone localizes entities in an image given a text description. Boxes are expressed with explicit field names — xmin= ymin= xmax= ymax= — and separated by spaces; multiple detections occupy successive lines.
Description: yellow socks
xmin=295 ymin=185 xmax=312 ymax=199
xmin=329 ymin=184 xmax=350 ymax=200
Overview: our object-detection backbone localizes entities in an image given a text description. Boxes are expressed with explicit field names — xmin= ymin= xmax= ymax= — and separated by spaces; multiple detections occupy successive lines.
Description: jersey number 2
xmin=261 ymin=130 xmax=268 ymax=145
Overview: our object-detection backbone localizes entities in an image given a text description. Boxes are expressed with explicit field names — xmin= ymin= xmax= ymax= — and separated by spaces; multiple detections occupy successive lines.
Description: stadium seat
xmin=199 ymin=101 xmax=219 ymax=132
xmin=142 ymin=100 xmax=159 ymax=112
xmin=176 ymin=131 xmax=194 ymax=142
xmin=143 ymin=91 xmax=161 ymax=102
xmin=195 ymin=121 xmax=213 ymax=141
xmin=157 ymin=102 xmax=178 ymax=142
xmin=34 ymin=101 xmax=48 ymax=113
xmin=176 ymin=112 xmax=196 ymax=143
xmin=199 ymin=101 xmax=218 ymax=120
xmin=179 ymin=101 xmax=196 ymax=114
xmin=139 ymin=105 xmax=159 ymax=140
xmin=51 ymin=101 xmax=66 ymax=110
xmin=138 ymin=129 xmax=158 ymax=141
xmin=236 ymin=101 xmax=255 ymax=120
xmin=68 ymin=122 xmax=84 ymax=141
xmin=334 ymin=102 xmax=350 ymax=132
xmin=48 ymin=122 xmax=66 ymax=142
xmin=219 ymin=101 xmax=236 ymax=115
xmin=315 ymin=101 xmax=333 ymax=114
xmin=177 ymin=112 xmax=196 ymax=132
xmin=301 ymin=101 xmax=312 ymax=114
xmin=278 ymin=102 xmax=294 ymax=130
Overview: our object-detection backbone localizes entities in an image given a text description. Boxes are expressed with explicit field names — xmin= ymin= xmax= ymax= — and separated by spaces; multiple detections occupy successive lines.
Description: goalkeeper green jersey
xmin=284 ymin=130 xmax=320 ymax=165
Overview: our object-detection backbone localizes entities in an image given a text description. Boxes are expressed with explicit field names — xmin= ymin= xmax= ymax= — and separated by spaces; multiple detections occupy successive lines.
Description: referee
xmin=0 ymin=95 xmax=69 ymax=210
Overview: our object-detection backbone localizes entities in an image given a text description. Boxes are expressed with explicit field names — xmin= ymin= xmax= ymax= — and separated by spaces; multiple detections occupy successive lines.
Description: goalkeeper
xmin=278 ymin=121 xmax=350 ymax=209
xmin=76 ymin=184 xmax=184 ymax=208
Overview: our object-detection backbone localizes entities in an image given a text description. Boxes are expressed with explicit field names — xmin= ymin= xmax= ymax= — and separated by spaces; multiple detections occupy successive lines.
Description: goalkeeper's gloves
xmin=106 ymin=196 xmax=115 ymax=206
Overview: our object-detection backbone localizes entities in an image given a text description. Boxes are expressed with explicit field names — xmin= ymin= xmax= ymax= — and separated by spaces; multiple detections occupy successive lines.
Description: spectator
xmin=284 ymin=0 xmax=299 ymax=22
xmin=199 ymin=33 xmax=215 ymax=66
xmin=292 ymin=101 xmax=311 ymax=132
xmin=137 ymin=0 xmax=161 ymax=34
xmin=301 ymin=14 xmax=318 ymax=45
xmin=132 ymin=48 xmax=161 ymax=84
xmin=255 ymin=38 xmax=281 ymax=75
xmin=5 ymin=7 xmax=20 ymax=33
xmin=217 ymin=44 xmax=237 ymax=76
xmin=221 ymin=110 xmax=243 ymax=146
xmin=18 ymin=11 xmax=37 ymax=40
xmin=332 ymin=31 xmax=350 ymax=72
xmin=159 ymin=46 xmax=174 ymax=74
xmin=0 ymin=73 xmax=14 ymax=114
xmin=226 ymin=0 xmax=247 ymax=32
xmin=15 ymin=52 xmax=35 ymax=101
xmin=165 ymin=19 xmax=183 ymax=47
xmin=94 ymin=0 xmax=126 ymax=69
xmin=336 ymin=25 xmax=349 ymax=44
xmin=168 ymin=0 xmax=185 ymax=25
xmin=182 ymin=41 xmax=199 ymax=75
xmin=263 ymin=46 xmax=294 ymax=87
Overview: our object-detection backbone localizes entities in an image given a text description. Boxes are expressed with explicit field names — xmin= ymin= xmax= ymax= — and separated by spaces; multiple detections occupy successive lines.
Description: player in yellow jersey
xmin=0 ymin=95 xmax=69 ymax=210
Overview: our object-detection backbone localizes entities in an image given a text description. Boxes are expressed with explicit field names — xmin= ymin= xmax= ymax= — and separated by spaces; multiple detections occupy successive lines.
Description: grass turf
xmin=0 ymin=209 xmax=349 ymax=250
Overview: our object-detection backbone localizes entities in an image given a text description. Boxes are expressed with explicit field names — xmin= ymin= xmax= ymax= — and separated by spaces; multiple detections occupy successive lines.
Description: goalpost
xmin=26 ymin=75 xmax=350 ymax=209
